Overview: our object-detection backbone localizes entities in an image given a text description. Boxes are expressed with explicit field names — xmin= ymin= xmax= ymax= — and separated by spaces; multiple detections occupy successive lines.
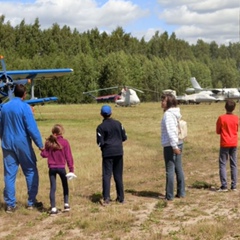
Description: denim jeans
xmin=219 ymin=147 xmax=237 ymax=189
xmin=163 ymin=144 xmax=185 ymax=200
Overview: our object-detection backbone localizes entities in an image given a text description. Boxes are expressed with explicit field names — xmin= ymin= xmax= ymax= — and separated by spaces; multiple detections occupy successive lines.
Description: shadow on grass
xmin=0 ymin=201 xmax=50 ymax=213
xmin=125 ymin=189 xmax=163 ymax=199
xmin=190 ymin=180 xmax=217 ymax=191
xmin=89 ymin=190 xmax=166 ymax=203
xmin=0 ymin=202 xmax=5 ymax=210
xmin=89 ymin=193 xmax=102 ymax=203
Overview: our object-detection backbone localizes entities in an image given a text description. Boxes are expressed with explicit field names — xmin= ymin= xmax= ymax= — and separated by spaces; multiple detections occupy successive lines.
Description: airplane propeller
xmin=0 ymin=55 xmax=30 ymax=100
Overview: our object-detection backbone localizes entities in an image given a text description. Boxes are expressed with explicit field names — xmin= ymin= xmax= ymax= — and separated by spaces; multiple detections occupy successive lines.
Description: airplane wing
xmin=1 ymin=69 xmax=73 ymax=80
xmin=0 ymin=56 xmax=74 ymax=106
xmin=2 ymin=69 xmax=73 ymax=104
xmin=24 ymin=97 xmax=58 ymax=106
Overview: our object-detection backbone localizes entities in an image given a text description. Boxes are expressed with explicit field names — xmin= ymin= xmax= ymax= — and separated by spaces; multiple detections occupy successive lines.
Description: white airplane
xmin=162 ymin=88 xmax=218 ymax=104
xmin=187 ymin=77 xmax=240 ymax=100
xmin=176 ymin=92 xmax=218 ymax=104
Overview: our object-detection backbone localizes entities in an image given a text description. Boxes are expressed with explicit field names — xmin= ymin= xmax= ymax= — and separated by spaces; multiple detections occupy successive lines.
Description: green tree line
xmin=0 ymin=15 xmax=240 ymax=103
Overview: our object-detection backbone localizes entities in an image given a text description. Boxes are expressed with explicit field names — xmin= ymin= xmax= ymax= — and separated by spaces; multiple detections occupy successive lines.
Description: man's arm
xmin=23 ymin=104 xmax=43 ymax=148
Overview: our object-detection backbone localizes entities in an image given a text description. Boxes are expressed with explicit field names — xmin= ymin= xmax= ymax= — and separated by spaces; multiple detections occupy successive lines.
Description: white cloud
xmin=0 ymin=0 xmax=148 ymax=33
xmin=0 ymin=0 xmax=239 ymax=45
xmin=157 ymin=0 xmax=240 ymax=44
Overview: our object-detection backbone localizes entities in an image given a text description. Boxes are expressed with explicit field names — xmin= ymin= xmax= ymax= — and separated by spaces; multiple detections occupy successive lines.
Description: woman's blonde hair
xmin=45 ymin=124 xmax=64 ymax=150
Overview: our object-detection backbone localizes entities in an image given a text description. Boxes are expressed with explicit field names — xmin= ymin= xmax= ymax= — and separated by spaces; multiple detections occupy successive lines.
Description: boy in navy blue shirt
xmin=96 ymin=105 xmax=127 ymax=205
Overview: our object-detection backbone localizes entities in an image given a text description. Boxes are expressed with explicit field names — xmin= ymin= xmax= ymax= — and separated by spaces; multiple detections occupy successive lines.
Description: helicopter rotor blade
xmin=83 ymin=86 xmax=118 ymax=94
xmin=125 ymin=86 xmax=144 ymax=93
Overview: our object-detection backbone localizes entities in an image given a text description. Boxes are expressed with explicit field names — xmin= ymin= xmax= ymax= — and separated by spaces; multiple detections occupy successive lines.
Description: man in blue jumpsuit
xmin=96 ymin=105 xmax=127 ymax=205
xmin=0 ymin=84 xmax=44 ymax=213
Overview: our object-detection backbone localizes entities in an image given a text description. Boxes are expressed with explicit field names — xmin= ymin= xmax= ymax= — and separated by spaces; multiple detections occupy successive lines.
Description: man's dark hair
xmin=14 ymin=84 xmax=26 ymax=98
xmin=225 ymin=99 xmax=236 ymax=113
xmin=161 ymin=93 xmax=177 ymax=109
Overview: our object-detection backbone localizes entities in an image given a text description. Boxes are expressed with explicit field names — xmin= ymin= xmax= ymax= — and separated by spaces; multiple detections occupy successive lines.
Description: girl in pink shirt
xmin=41 ymin=124 xmax=75 ymax=215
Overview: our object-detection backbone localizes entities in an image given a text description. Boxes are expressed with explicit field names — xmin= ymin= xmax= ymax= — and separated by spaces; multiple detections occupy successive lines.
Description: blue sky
xmin=0 ymin=0 xmax=239 ymax=45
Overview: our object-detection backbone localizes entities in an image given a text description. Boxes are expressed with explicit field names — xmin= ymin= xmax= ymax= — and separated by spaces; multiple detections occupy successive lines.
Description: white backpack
xmin=178 ymin=119 xmax=187 ymax=140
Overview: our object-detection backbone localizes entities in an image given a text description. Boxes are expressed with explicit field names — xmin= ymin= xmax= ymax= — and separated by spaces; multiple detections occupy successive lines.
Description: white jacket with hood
xmin=161 ymin=107 xmax=183 ymax=149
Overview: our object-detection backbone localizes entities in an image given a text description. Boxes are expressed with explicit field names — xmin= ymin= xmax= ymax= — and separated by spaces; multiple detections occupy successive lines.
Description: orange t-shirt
xmin=216 ymin=114 xmax=239 ymax=147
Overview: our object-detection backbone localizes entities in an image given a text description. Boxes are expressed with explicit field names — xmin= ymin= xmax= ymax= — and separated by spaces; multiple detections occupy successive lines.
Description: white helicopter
xmin=83 ymin=86 xmax=143 ymax=107
xmin=115 ymin=86 xmax=143 ymax=106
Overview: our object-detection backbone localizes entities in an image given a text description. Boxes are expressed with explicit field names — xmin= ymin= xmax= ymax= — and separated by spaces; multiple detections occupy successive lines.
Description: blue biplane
xmin=0 ymin=55 xmax=73 ymax=106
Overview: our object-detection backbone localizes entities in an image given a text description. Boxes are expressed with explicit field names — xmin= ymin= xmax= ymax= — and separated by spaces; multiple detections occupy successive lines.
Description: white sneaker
xmin=217 ymin=187 xmax=228 ymax=192
xmin=50 ymin=208 xmax=58 ymax=215
xmin=64 ymin=203 xmax=70 ymax=211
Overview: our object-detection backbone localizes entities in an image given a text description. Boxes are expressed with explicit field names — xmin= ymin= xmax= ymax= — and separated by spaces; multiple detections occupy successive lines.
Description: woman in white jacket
xmin=161 ymin=93 xmax=185 ymax=201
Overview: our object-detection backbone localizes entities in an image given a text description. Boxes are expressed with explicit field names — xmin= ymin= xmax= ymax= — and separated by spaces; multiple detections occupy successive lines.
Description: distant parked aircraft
xmin=176 ymin=92 xmax=219 ymax=104
xmin=187 ymin=77 xmax=240 ymax=100
xmin=163 ymin=88 xmax=219 ymax=104
xmin=83 ymin=86 xmax=143 ymax=106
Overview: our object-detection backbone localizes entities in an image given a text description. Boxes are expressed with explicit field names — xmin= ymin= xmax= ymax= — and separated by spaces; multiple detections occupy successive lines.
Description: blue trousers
xmin=163 ymin=144 xmax=185 ymax=200
xmin=219 ymin=147 xmax=237 ymax=189
xmin=3 ymin=149 xmax=39 ymax=207
xmin=49 ymin=168 xmax=69 ymax=208
xmin=102 ymin=155 xmax=124 ymax=202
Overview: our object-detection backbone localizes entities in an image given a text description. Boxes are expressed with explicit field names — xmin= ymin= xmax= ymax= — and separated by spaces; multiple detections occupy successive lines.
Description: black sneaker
xmin=115 ymin=198 xmax=124 ymax=204
xmin=27 ymin=201 xmax=43 ymax=210
xmin=175 ymin=194 xmax=185 ymax=198
xmin=50 ymin=209 xmax=59 ymax=215
xmin=6 ymin=205 xmax=16 ymax=213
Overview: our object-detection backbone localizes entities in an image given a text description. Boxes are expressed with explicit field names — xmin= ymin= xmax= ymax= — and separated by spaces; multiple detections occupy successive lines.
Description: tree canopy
xmin=1 ymin=15 xmax=240 ymax=103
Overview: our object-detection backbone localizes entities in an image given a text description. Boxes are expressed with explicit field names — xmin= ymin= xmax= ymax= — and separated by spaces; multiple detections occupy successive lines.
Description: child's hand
xmin=66 ymin=172 xmax=77 ymax=180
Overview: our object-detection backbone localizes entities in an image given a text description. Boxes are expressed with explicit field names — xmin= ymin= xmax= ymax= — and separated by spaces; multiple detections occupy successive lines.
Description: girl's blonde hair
xmin=45 ymin=124 xmax=64 ymax=150
xmin=52 ymin=124 xmax=64 ymax=135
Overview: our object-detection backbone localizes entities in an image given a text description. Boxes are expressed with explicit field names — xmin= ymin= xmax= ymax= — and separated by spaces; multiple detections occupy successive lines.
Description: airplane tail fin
xmin=191 ymin=77 xmax=203 ymax=91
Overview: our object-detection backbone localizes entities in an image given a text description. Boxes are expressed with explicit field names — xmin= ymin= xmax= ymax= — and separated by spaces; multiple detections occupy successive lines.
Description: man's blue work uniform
xmin=0 ymin=97 xmax=43 ymax=208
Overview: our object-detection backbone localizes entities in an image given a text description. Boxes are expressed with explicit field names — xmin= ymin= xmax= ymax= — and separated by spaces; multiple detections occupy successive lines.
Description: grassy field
xmin=0 ymin=102 xmax=240 ymax=240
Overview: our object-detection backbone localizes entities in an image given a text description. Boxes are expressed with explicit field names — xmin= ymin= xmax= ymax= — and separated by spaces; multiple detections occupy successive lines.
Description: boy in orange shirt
xmin=216 ymin=100 xmax=239 ymax=191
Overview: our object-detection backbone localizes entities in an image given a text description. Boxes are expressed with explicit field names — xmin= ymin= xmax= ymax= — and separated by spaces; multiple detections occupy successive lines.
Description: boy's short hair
xmin=225 ymin=100 xmax=236 ymax=113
